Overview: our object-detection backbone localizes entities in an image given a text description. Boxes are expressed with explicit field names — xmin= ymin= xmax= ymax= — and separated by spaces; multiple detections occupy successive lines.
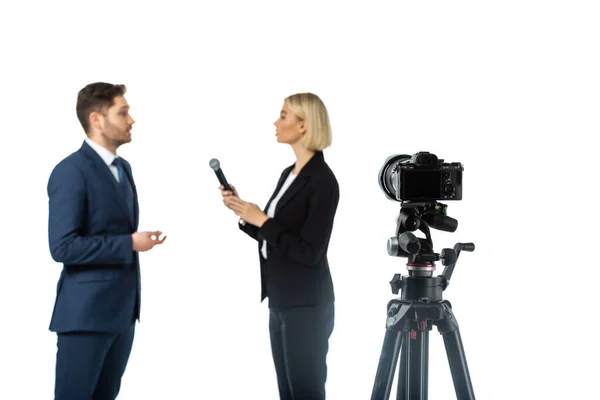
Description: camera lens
xmin=378 ymin=154 xmax=412 ymax=201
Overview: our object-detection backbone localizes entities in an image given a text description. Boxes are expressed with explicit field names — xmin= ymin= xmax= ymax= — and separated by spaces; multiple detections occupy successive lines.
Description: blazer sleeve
xmin=47 ymin=160 xmax=134 ymax=265
xmin=258 ymin=174 xmax=339 ymax=267
xmin=238 ymin=218 xmax=260 ymax=241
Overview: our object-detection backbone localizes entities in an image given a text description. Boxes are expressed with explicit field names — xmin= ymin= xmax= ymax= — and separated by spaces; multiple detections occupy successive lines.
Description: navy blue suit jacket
xmin=47 ymin=141 xmax=140 ymax=333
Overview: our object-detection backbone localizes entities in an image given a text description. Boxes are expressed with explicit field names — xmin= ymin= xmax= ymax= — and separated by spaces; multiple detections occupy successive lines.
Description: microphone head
xmin=209 ymin=158 xmax=220 ymax=170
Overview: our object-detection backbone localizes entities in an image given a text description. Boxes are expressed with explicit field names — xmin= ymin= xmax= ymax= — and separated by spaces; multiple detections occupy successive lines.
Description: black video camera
xmin=378 ymin=151 xmax=463 ymax=202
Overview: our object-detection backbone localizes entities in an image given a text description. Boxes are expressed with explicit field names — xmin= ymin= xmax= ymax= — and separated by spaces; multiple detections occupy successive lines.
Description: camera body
xmin=397 ymin=152 xmax=463 ymax=201
xmin=379 ymin=151 xmax=463 ymax=202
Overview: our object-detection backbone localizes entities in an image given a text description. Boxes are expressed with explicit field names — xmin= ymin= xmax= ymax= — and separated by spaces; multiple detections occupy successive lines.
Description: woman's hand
xmin=219 ymin=184 xmax=240 ymax=199
xmin=222 ymin=192 xmax=269 ymax=227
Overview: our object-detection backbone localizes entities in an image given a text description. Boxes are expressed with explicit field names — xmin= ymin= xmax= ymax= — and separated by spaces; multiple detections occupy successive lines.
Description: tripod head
xmin=387 ymin=200 xmax=474 ymax=295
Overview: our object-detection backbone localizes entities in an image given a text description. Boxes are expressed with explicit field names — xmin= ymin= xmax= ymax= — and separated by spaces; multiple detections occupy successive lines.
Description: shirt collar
xmin=84 ymin=137 xmax=119 ymax=167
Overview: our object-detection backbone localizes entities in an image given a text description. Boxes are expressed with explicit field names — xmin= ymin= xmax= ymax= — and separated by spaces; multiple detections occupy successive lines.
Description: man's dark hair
xmin=76 ymin=82 xmax=127 ymax=134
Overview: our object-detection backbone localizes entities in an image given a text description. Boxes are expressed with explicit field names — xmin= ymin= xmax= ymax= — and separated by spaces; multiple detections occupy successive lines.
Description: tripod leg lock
xmin=386 ymin=303 xmax=412 ymax=329
xmin=437 ymin=301 xmax=460 ymax=334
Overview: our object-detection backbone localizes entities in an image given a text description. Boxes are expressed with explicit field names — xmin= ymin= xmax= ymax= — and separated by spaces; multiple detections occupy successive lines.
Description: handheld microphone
xmin=209 ymin=158 xmax=232 ymax=191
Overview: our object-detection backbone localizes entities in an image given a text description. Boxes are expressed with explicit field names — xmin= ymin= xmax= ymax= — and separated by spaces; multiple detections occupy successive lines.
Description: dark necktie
xmin=112 ymin=157 xmax=134 ymax=218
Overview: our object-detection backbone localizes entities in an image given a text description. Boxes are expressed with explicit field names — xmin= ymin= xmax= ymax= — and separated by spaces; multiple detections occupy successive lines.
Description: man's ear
xmin=89 ymin=111 xmax=103 ymax=132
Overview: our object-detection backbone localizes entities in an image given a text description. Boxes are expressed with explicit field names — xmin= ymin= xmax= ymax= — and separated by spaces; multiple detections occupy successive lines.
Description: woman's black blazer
xmin=239 ymin=151 xmax=339 ymax=310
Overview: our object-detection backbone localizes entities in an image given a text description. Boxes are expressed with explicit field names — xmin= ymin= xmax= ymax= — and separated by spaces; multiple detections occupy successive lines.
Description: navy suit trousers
xmin=54 ymin=323 xmax=135 ymax=400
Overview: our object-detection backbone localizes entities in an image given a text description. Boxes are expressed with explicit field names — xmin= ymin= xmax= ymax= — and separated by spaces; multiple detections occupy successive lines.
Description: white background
xmin=1 ymin=1 xmax=599 ymax=399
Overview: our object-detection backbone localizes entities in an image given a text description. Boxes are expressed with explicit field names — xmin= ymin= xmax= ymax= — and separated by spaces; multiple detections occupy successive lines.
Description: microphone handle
xmin=215 ymin=169 xmax=232 ymax=191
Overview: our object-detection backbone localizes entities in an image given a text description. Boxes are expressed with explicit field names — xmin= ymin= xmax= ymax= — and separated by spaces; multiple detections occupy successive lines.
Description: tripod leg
xmin=401 ymin=327 xmax=429 ymax=400
xmin=443 ymin=330 xmax=475 ymax=400
xmin=395 ymin=332 xmax=408 ymax=400
xmin=439 ymin=303 xmax=475 ymax=399
xmin=371 ymin=330 xmax=404 ymax=400
xmin=423 ymin=328 xmax=429 ymax=399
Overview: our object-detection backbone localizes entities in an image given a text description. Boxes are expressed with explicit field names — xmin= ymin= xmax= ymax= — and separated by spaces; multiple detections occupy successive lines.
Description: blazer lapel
xmin=274 ymin=174 xmax=308 ymax=214
xmin=271 ymin=151 xmax=326 ymax=214
xmin=79 ymin=142 xmax=134 ymax=230
xmin=264 ymin=151 xmax=327 ymax=214
xmin=263 ymin=165 xmax=294 ymax=212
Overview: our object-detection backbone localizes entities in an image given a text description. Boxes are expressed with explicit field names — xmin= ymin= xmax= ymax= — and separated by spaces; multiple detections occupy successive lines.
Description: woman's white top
xmin=261 ymin=171 xmax=297 ymax=259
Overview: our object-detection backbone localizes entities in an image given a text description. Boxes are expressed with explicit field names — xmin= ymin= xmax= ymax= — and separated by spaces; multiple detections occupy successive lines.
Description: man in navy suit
xmin=47 ymin=82 xmax=166 ymax=400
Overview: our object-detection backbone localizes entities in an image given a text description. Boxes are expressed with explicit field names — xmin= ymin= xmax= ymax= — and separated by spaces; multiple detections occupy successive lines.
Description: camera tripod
xmin=370 ymin=202 xmax=476 ymax=400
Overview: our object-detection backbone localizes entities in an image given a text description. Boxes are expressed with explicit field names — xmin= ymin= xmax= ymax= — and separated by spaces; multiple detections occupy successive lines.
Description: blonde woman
xmin=220 ymin=93 xmax=339 ymax=399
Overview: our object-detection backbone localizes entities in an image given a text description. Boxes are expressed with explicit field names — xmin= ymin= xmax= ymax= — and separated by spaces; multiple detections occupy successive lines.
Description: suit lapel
xmin=268 ymin=151 xmax=326 ymax=215
xmin=263 ymin=165 xmax=294 ymax=212
xmin=79 ymin=142 xmax=134 ymax=230
xmin=274 ymin=174 xmax=308 ymax=214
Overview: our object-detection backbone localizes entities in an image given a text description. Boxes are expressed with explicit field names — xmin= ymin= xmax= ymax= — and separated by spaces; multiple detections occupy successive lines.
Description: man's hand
xmin=132 ymin=231 xmax=167 ymax=252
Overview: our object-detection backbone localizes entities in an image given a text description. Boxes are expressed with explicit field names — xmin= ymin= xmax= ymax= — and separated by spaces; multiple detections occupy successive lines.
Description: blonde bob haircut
xmin=284 ymin=92 xmax=332 ymax=151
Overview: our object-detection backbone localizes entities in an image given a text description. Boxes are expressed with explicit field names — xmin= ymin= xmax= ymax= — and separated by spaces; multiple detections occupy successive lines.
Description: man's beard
xmin=101 ymin=120 xmax=131 ymax=148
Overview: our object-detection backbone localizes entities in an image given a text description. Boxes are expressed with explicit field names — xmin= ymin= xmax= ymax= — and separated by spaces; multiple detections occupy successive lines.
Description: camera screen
xmin=401 ymin=170 xmax=441 ymax=199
